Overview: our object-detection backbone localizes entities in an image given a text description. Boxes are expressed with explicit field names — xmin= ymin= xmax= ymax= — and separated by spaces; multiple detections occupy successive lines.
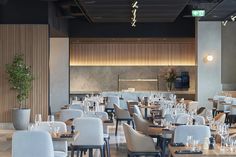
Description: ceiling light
xmin=222 ymin=20 xmax=228 ymax=26
xmin=231 ymin=15 xmax=236 ymax=21
xmin=204 ymin=54 xmax=214 ymax=63
xmin=131 ymin=0 xmax=138 ymax=27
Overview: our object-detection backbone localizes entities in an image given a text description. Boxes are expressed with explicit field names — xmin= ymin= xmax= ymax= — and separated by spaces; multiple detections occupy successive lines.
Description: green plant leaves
xmin=6 ymin=54 xmax=34 ymax=108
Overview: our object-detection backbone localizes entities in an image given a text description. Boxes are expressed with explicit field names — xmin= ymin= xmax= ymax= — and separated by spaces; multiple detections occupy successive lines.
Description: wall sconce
xmin=204 ymin=54 xmax=214 ymax=63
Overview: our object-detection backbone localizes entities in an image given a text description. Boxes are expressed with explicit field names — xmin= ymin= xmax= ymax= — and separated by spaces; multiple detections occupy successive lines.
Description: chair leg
xmin=71 ymin=145 xmax=75 ymax=157
xmin=131 ymin=120 xmax=135 ymax=129
xmin=104 ymin=137 xmax=111 ymax=157
xmin=115 ymin=119 xmax=119 ymax=136
xmin=100 ymin=147 xmax=104 ymax=157
xmin=88 ymin=148 xmax=93 ymax=157
xmin=76 ymin=149 xmax=80 ymax=157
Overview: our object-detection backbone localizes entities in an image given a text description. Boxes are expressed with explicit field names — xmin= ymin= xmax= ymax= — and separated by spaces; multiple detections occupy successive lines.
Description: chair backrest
xmin=214 ymin=113 xmax=226 ymax=124
xmin=60 ymin=109 xmax=83 ymax=122
xmin=133 ymin=113 xmax=149 ymax=134
xmin=193 ymin=115 xmax=206 ymax=125
xmin=164 ymin=114 xmax=175 ymax=123
xmin=12 ymin=131 xmax=54 ymax=157
xmin=69 ymin=104 xmax=84 ymax=110
xmin=73 ymin=117 xmax=104 ymax=146
xmin=174 ymin=125 xmax=211 ymax=144
xmin=176 ymin=114 xmax=191 ymax=124
xmin=33 ymin=121 xmax=67 ymax=153
xmin=114 ymin=104 xmax=130 ymax=119
xmin=133 ymin=105 xmax=143 ymax=117
xmin=106 ymin=96 xmax=120 ymax=109
xmin=123 ymin=123 xmax=156 ymax=152
xmin=127 ymin=101 xmax=139 ymax=116
xmin=85 ymin=111 xmax=108 ymax=121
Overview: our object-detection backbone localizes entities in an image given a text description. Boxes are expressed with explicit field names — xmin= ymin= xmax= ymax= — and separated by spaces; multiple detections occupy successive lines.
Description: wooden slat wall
xmin=0 ymin=25 xmax=49 ymax=122
xmin=70 ymin=38 xmax=196 ymax=66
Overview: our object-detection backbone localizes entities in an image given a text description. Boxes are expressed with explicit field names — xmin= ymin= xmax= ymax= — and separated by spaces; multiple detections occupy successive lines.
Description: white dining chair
xmin=33 ymin=121 xmax=67 ymax=157
xmin=123 ymin=123 xmax=161 ymax=157
xmin=60 ymin=109 xmax=83 ymax=122
xmin=176 ymin=113 xmax=191 ymax=124
xmin=174 ymin=125 xmax=211 ymax=144
xmin=69 ymin=104 xmax=84 ymax=110
xmin=12 ymin=131 xmax=54 ymax=157
xmin=105 ymin=96 xmax=120 ymax=120
xmin=193 ymin=115 xmax=206 ymax=125
xmin=188 ymin=101 xmax=198 ymax=112
xmin=72 ymin=117 xmax=105 ymax=157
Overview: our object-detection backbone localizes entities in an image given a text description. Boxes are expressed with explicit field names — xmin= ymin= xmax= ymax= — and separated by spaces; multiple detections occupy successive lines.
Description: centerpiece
xmin=164 ymin=68 xmax=177 ymax=91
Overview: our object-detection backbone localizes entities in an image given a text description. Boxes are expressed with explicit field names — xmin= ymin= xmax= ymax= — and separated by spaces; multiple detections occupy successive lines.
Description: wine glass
xmin=35 ymin=114 xmax=42 ymax=126
xmin=47 ymin=115 xmax=55 ymax=132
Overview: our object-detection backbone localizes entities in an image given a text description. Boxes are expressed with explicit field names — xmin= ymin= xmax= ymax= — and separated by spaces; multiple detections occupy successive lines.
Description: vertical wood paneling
xmin=0 ymin=25 xmax=49 ymax=122
xmin=70 ymin=38 xmax=195 ymax=66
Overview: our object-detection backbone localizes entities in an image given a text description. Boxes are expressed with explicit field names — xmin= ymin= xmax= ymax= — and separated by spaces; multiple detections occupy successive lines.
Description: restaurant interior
xmin=1 ymin=0 xmax=236 ymax=157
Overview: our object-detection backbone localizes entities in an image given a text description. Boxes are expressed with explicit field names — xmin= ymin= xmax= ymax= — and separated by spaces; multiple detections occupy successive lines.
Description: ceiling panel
xmin=78 ymin=0 xmax=189 ymax=22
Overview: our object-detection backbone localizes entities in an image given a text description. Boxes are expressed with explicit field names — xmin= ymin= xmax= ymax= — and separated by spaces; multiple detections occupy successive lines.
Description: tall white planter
xmin=12 ymin=108 xmax=31 ymax=130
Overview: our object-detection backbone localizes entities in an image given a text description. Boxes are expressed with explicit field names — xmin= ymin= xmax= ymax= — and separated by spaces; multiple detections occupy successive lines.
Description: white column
xmin=50 ymin=38 xmax=69 ymax=114
xmin=197 ymin=21 xmax=222 ymax=108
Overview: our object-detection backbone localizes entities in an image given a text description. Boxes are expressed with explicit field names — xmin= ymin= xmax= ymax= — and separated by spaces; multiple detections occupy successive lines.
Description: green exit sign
xmin=192 ymin=10 xmax=205 ymax=17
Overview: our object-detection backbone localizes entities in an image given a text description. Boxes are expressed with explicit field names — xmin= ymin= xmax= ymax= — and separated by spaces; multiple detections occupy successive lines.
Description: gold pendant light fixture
xmin=131 ymin=0 xmax=138 ymax=27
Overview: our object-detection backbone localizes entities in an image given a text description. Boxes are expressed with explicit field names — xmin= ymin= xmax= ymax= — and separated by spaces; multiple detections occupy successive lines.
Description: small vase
xmin=166 ymin=82 xmax=173 ymax=91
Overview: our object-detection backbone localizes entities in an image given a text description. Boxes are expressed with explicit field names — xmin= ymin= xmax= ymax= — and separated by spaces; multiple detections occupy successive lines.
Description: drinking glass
xmin=47 ymin=115 xmax=55 ymax=132
xmin=192 ymin=139 xmax=199 ymax=151
xmin=206 ymin=109 xmax=213 ymax=123
xmin=186 ymin=136 xmax=193 ymax=147
xmin=35 ymin=114 xmax=42 ymax=126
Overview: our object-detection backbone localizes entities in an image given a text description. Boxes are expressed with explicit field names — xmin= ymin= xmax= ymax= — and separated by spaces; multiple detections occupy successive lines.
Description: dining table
xmin=0 ymin=129 xmax=79 ymax=142
xmin=168 ymin=144 xmax=236 ymax=157
xmin=138 ymin=104 xmax=159 ymax=119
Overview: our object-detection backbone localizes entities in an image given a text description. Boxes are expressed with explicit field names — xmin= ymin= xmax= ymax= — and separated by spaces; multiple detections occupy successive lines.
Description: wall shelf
xmin=118 ymin=75 xmax=159 ymax=91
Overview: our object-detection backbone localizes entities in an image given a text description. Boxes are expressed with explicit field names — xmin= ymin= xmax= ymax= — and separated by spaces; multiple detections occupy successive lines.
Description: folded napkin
xmin=175 ymin=150 xmax=202 ymax=154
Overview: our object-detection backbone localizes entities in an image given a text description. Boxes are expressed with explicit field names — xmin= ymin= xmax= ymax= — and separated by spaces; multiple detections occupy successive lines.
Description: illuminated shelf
xmin=118 ymin=75 xmax=159 ymax=91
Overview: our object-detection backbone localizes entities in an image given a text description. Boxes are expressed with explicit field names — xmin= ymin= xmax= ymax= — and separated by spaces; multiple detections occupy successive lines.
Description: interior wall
xmin=197 ymin=21 xmax=222 ymax=108
xmin=70 ymin=38 xmax=196 ymax=66
xmin=50 ymin=38 xmax=69 ymax=114
xmin=222 ymin=22 xmax=236 ymax=90
xmin=0 ymin=24 xmax=49 ymax=122
xmin=70 ymin=66 xmax=196 ymax=93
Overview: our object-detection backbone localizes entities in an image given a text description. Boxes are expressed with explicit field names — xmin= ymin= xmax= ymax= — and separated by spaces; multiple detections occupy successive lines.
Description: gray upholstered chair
xmin=228 ymin=98 xmax=236 ymax=126
xmin=127 ymin=101 xmax=139 ymax=117
xmin=174 ymin=125 xmax=211 ymax=144
xmin=133 ymin=113 xmax=150 ymax=135
xmin=114 ymin=104 xmax=134 ymax=136
xmin=12 ymin=131 xmax=54 ymax=157
xmin=123 ymin=123 xmax=161 ymax=157
xmin=133 ymin=105 xmax=143 ymax=118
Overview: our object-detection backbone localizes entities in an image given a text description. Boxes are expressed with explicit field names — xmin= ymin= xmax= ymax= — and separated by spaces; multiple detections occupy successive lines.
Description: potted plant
xmin=6 ymin=54 xmax=34 ymax=130
xmin=164 ymin=68 xmax=177 ymax=91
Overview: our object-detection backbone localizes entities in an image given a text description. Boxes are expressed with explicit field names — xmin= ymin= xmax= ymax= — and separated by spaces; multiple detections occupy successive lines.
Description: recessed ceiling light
xmin=212 ymin=15 xmax=218 ymax=18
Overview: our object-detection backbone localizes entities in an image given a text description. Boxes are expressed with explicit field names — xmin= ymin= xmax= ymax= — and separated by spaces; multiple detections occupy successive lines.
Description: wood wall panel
xmin=70 ymin=38 xmax=196 ymax=66
xmin=0 ymin=25 xmax=49 ymax=122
